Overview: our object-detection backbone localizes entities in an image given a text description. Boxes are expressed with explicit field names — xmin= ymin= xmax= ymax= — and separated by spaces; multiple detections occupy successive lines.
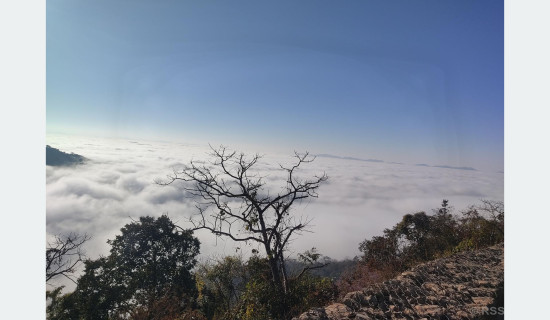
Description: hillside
xmin=294 ymin=244 xmax=504 ymax=319
xmin=46 ymin=145 xmax=87 ymax=166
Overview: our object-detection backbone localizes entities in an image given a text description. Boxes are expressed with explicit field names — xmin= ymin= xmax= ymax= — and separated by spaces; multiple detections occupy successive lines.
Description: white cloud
xmin=46 ymin=133 xmax=503 ymax=290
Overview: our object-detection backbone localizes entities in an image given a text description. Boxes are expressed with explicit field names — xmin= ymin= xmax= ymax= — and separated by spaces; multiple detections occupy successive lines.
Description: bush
xmin=197 ymin=254 xmax=337 ymax=320
xmin=354 ymin=200 xmax=504 ymax=291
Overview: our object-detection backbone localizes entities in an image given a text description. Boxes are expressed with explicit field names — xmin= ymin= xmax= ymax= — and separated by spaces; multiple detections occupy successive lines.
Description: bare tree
xmin=477 ymin=199 xmax=504 ymax=221
xmin=158 ymin=146 xmax=327 ymax=294
xmin=477 ymin=199 xmax=504 ymax=238
xmin=46 ymin=233 xmax=90 ymax=284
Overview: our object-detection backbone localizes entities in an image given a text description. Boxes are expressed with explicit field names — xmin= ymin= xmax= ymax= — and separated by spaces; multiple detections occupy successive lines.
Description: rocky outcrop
xmin=294 ymin=244 xmax=504 ymax=319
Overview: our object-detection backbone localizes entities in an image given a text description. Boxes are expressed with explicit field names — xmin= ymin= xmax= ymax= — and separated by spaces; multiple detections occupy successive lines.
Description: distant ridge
xmin=417 ymin=163 xmax=476 ymax=171
xmin=46 ymin=145 xmax=87 ymax=166
xmin=432 ymin=165 xmax=476 ymax=171
xmin=316 ymin=154 xmax=476 ymax=171
xmin=315 ymin=154 xmax=384 ymax=163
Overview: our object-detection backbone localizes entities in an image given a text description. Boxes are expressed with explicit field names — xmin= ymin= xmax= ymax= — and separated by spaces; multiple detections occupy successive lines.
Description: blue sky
xmin=47 ymin=0 xmax=503 ymax=171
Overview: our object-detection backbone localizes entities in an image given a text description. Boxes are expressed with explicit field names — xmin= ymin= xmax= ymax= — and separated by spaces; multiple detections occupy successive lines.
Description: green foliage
xmin=285 ymin=257 xmax=355 ymax=280
xmin=237 ymin=276 xmax=275 ymax=320
xmin=196 ymin=254 xmax=337 ymax=320
xmin=195 ymin=256 xmax=249 ymax=320
xmin=50 ymin=215 xmax=201 ymax=320
xmin=456 ymin=200 xmax=504 ymax=251
xmin=358 ymin=200 xmax=504 ymax=279
xmin=72 ymin=257 xmax=129 ymax=319
xmin=339 ymin=200 xmax=505 ymax=300
xmin=106 ymin=215 xmax=200 ymax=303
xmin=284 ymin=273 xmax=337 ymax=317
xmin=126 ymin=293 xmax=207 ymax=320
xmin=236 ymin=254 xmax=337 ymax=320
xmin=46 ymin=287 xmax=79 ymax=320
xmin=298 ymin=247 xmax=322 ymax=264
xmin=213 ymin=255 xmax=274 ymax=320
xmin=358 ymin=230 xmax=403 ymax=274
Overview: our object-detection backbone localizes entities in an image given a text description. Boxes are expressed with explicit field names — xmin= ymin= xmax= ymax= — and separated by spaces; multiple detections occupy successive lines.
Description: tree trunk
xmin=279 ymin=253 xmax=288 ymax=293
xmin=267 ymin=254 xmax=284 ymax=293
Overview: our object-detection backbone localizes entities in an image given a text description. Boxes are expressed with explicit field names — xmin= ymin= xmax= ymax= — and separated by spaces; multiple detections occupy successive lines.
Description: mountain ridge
xmin=46 ymin=145 xmax=87 ymax=166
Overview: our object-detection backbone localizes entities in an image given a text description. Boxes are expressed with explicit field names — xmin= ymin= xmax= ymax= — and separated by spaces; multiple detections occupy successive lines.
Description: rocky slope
xmin=294 ymin=244 xmax=504 ymax=319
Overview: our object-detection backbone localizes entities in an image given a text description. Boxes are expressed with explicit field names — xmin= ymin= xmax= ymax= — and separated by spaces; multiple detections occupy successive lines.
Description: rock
xmin=472 ymin=296 xmax=494 ymax=306
xmin=414 ymin=304 xmax=443 ymax=317
xmin=325 ymin=303 xmax=354 ymax=319
xmin=293 ymin=307 xmax=328 ymax=320
xmin=294 ymin=244 xmax=504 ymax=320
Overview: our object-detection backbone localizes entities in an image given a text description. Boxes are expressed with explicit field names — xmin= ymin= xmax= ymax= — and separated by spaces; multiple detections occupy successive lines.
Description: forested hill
xmin=46 ymin=145 xmax=87 ymax=166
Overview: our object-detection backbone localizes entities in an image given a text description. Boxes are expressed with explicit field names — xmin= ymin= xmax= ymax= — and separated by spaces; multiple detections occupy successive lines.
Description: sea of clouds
xmin=46 ymin=133 xmax=503 ymax=290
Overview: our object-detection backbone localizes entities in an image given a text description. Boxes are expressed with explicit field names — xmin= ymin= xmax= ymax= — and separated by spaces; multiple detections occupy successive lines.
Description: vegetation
xmin=285 ymin=255 xmax=355 ymax=280
xmin=196 ymin=253 xmax=337 ymax=320
xmin=46 ymin=199 xmax=503 ymax=319
xmin=47 ymin=216 xmax=201 ymax=320
xmin=157 ymin=146 xmax=327 ymax=319
xmin=47 ymin=233 xmax=90 ymax=284
xmin=47 ymin=216 xmax=335 ymax=320
xmin=337 ymin=199 xmax=504 ymax=296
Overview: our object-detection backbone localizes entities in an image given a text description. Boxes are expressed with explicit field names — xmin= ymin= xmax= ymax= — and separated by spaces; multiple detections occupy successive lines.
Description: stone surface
xmin=325 ymin=303 xmax=354 ymax=319
xmin=293 ymin=244 xmax=504 ymax=320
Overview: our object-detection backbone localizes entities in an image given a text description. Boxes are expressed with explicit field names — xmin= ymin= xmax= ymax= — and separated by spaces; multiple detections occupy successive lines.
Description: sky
xmin=46 ymin=0 xmax=504 ymax=172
